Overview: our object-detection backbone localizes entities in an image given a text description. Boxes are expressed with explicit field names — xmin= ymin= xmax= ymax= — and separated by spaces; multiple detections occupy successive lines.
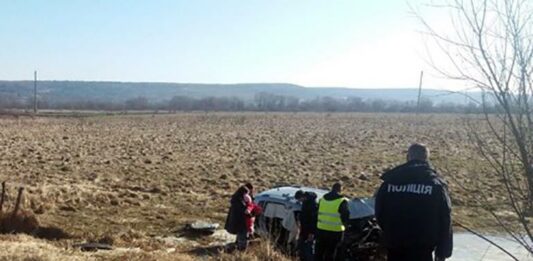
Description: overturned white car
xmin=254 ymin=186 xmax=383 ymax=260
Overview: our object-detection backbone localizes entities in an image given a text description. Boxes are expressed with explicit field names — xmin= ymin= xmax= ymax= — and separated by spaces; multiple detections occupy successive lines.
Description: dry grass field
xmin=0 ymin=113 xmax=507 ymax=260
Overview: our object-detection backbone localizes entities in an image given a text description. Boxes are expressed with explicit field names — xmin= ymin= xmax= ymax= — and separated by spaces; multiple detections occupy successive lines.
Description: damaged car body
xmin=254 ymin=186 xmax=384 ymax=260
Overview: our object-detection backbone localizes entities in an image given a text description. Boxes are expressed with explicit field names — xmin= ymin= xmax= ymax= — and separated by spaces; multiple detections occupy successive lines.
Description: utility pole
xmin=33 ymin=70 xmax=37 ymax=114
xmin=416 ymin=70 xmax=424 ymax=115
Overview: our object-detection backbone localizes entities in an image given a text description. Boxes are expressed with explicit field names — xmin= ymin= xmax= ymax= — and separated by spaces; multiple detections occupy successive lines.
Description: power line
xmin=33 ymin=70 xmax=38 ymax=114
xmin=416 ymin=70 xmax=424 ymax=115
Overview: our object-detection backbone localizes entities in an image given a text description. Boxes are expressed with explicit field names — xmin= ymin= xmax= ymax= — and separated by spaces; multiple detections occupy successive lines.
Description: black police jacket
xmin=375 ymin=160 xmax=453 ymax=258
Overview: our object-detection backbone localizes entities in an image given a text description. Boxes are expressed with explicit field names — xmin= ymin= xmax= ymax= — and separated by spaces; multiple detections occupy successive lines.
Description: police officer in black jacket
xmin=375 ymin=144 xmax=453 ymax=261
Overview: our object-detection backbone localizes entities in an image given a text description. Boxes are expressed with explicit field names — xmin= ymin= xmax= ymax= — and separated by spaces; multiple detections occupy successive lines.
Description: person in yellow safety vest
xmin=315 ymin=182 xmax=350 ymax=261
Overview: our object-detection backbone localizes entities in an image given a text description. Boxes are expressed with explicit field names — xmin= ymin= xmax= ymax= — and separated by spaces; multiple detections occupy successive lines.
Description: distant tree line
xmin=0 ymin=91 xmax=493 ymax=114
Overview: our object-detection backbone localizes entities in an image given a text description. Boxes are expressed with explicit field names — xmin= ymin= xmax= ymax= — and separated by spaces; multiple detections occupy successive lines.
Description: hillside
xmin=0 ymin=81 xmax=473 ymax=104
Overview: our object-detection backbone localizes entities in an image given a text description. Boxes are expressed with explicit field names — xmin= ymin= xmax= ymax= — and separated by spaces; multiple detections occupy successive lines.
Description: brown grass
xmin=216 ymin=240 xmax=293 ymax=261
xmin=0 ymin=211 xmax=40 ymax=234
xmin=0 ymin=234 xmax=195 ymax=261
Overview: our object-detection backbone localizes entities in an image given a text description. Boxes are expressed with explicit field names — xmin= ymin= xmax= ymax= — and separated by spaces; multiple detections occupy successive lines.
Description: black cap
xmin=294 ymin=190 xmax=304 ymax=199
xmin=332 ymin=182 xmax=342 ymax=193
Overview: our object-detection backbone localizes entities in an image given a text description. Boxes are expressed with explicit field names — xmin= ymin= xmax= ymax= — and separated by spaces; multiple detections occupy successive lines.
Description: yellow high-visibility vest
xmin=317 ymin=197 xmax=348 ymax=232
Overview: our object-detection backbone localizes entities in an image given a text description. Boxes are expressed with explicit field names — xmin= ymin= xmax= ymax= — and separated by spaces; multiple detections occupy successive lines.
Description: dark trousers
xmin=387 ymin=248 xmax=433 ymax=261
xmin=298 ymin=236 xmax=314 ymax=261
xmin=236 ymin=231 xmax=248 ymax=250
xmin=315 ymin=229 xmax=343 ymax=261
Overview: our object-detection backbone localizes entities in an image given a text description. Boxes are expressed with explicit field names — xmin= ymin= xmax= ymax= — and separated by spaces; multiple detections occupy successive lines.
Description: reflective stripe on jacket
xmin=317 ymin=197 xmax=348 ymax=232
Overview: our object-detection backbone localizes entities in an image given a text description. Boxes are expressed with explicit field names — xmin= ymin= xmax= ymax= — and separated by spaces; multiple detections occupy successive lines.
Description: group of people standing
xmin=225 ymin=144 xmax=453 ymax=261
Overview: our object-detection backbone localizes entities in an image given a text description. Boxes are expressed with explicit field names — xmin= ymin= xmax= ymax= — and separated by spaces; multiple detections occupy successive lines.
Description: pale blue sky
xmin=0 ymin=0 xmax=455 ymax=89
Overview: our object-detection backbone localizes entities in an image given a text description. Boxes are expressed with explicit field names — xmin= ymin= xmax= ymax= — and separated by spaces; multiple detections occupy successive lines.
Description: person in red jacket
xmin=244 ymin=193 xmax=262 ymax=237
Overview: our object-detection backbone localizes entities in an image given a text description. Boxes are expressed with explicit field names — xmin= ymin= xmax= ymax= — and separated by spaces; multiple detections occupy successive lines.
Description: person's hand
xmin=306 ymin=234 xmax=314 ymax=242
xmin=435 ymin=256 xmax=446 ymax=261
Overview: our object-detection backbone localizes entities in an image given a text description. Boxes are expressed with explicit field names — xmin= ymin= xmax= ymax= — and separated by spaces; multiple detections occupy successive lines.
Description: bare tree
xmin=416 ymin=0 xmax=533 ymax=254
xmin=125 ymin=96 xmax=149 ymax=110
